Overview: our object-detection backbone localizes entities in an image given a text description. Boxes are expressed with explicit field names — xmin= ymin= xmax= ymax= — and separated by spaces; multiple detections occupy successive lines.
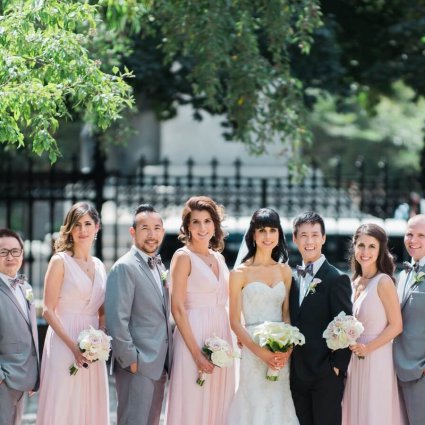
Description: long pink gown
xmin=36 ymin=252 xmax=109 ymax=425
xmin=342 ymin=273 xmax=404 ymax=425
xmin=165 ymin=247 xmax=235 ymax=425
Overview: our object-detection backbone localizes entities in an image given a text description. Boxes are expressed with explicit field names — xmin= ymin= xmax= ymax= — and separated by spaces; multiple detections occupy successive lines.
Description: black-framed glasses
xmin=0 ymin=249 xmax=23 ymax=257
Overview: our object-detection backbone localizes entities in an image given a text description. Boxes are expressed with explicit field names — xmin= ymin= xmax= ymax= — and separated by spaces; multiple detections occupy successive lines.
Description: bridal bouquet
xmin=69 ymin=326 xmax=112 ymax=376
xmin=196 ymin=335 xmax=238 ymax=386
xmin=253 ymin=321 xmax=305 ymax=381
xmin=323 ymin=311 xmax=364 ymax=358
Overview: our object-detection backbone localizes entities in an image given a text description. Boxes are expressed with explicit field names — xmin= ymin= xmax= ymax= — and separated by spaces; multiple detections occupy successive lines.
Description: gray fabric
xmin=398 ymin=376 xmax=425 ymax=425
xmin=0 ymin=278 xmax=39 ymax=394
xmin=115 ymin=367 xmax=166 ymax=425
xmin=0 ymin=375 xmax=24 ymax=425
xmin=394 ymin=265 xmax=425 ymax=383
xmin=105 ymin=246 xmax=172 ymax=425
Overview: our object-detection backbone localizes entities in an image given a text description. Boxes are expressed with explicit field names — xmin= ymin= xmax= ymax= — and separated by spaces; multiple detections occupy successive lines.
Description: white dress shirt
xmin=299 ymin=255 xmax=326 ymax=306
xmin=0 ymin=271 xmax=29 ymax=320
xmin=401 ymin=256 xmax=425 ymax=302
xmin=134 ymin=246 xmax=163 ymax=295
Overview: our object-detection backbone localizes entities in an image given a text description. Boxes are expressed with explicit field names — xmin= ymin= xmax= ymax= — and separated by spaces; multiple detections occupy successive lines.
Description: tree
xmin=0 ymin=0 xmax=134 ymax=162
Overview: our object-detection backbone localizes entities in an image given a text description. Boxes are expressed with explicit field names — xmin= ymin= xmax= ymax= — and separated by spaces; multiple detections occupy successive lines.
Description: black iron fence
xmin=0 ymin=151 xmax=420 ymax=295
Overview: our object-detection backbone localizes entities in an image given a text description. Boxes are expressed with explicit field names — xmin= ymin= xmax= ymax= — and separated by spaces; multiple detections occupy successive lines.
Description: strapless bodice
xmin=242 ymin=281 xmax=286 ymax=326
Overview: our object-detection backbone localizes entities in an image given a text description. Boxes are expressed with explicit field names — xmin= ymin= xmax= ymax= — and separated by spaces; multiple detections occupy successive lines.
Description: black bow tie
xmin=147 ymin=255 xmax=162 ymax=270
xmin=403 ymin=261 xmax=420 ymax=274
xmin=9 ymin=274 xmax=26 ymax=290
xmin=296 ymin=263 xmax=314 ymax=278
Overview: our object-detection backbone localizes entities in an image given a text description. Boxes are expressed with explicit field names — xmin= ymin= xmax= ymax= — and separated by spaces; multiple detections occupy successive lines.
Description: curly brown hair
xmin=178 ymin=196 xmax=226 ymax=252
xmin=54 ymin=202 xmax=100 ymax=254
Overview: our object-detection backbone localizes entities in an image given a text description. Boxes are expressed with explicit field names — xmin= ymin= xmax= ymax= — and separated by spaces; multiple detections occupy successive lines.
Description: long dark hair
xmin=350 ymin=223 xmax=395 ymax=282
xmin=242 ymin=208 xmax=288 ymax=263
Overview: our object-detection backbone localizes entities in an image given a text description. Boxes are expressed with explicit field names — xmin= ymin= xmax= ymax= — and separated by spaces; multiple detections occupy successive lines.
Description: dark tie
xmin=403 ymin=261 xmax=420 ymax=274
xmin=296 ymin=263 xmax=314 ymax=278
xmin=9 ymin=274 xmax=26 ymax=290
xmin=147 ymin=255 xmax=162 ymax=270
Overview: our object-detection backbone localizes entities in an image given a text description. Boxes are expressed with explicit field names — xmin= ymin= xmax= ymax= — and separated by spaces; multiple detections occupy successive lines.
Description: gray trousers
xmin=0 ymin=383 xmax=24 ymax=425
xmin=399 ymin=376 xmax=425 ymax=425
xmin=115 ymin=367 xmax=166 ymax=425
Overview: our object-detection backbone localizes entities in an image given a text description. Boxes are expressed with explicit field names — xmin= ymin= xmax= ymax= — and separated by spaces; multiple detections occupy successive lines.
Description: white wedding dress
xmin=227 ymin=281 xmax=299 ymax=425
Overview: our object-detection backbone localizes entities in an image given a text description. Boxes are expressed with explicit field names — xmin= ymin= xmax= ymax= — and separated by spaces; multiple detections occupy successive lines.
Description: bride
xmin=227 ymin=208 xmax=299 ymax=425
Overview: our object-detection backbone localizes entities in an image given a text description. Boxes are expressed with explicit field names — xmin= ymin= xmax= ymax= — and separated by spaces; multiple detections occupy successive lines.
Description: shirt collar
xmin=133 ymin=245 xmax=157 ymax=264
xmin=303 ymin=254 xmax=326 ymax=275
xmin=0 ymin=271 xmax=18 ymax=290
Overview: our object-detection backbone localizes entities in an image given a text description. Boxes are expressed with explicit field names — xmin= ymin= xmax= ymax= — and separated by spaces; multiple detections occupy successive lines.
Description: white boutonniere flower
xmin=161 ymin=270 xmax=169 ymax=288
xmin=25 ymin=288 xmax=34 ymax=303
xmin=307 ymin=278 xmax=322 ymax=295
xmin=411 ymin=272 xmax=425 ymax=289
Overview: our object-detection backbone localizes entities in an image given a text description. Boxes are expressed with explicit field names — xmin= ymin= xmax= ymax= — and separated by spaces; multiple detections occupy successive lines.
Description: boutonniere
xmin=307 ymin=278 xmax=322 ymax=295
xmin=160 ymin=270 xmax=169 ymax=288
xmin=25 ymin=287 xmax=34 ymax=303
xmin=411 ymin=272 xmax=425 ymax=290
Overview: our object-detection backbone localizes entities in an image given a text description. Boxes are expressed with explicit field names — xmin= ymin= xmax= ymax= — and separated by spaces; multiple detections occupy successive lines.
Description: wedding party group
xmin=0 ymin=196 xmax=424 ymax=425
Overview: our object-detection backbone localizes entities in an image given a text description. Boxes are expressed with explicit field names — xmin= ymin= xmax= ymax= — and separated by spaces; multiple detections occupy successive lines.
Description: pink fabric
xmin=165 ymin=247 xmax=235 ymax=425
xmin=36 ymin=252 xmax=109 ymax=425
xmin=342 ymin=273 xmax=405 ymax=425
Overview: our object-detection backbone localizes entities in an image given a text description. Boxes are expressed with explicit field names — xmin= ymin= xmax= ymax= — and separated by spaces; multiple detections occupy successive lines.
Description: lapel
xmin=132 ymin=247 xmax=166 ymax=309
xmin=401 ymin=264 xmax=425 ymax=309
xmin=0 ymin=278 xmax=31 ymax=325
xmin=158 ymin=263 xmax=170 ymax=317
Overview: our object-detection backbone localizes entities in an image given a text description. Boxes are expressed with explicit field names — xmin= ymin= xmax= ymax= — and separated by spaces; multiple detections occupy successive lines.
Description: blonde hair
xmin=54 ymin=202 xmax=100 ymax=254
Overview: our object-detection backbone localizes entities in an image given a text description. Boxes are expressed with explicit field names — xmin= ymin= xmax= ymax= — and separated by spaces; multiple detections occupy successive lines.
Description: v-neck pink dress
xmin=165 ymin=247 xmax=235 ymax=425
xmin=36 ymin=252 xmax=109 ymax=425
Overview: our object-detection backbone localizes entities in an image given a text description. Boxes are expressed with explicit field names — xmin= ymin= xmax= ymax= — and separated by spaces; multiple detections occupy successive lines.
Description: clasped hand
xmin=261 ymin=349 xmax=291 ymax=370
xmin=349 ymin=343 xmax=368 ymax=358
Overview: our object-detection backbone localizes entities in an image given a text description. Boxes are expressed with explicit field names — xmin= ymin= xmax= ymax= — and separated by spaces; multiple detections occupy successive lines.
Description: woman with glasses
xmin=36 ymin=202 xmax=109 ymax=425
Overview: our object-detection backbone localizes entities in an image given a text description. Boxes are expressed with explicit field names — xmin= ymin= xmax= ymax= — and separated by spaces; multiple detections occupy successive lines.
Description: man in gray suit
xmin=105 ymin=204 xmax=173 ymax=425
xmin=0 ymin=228 xmax=39 ymax=425
xmin=394 ymin=214 xmax=425 ymax=425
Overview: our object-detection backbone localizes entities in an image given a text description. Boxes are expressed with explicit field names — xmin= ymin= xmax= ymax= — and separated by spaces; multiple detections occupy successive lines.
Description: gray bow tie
xmin=147 ymin=255 xmax=162 ymax=270
xmin=403 ymin=261 xmax=420 ymax=274
xmin=9 ymin=274 xmax=27 ymax=290
xmin=296 ymin=263 xmax=314 ymax=278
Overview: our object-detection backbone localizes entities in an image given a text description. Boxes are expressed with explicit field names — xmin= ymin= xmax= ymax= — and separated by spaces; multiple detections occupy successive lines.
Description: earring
xmin=188 ymin=231 xmax=191 ymax=240
xmin=253 ymin=240 xmax=256 ymax=247
xmin=94 ymin=233 xmax=98 ymax=241
xmin=69 ymin=235 xmax=74 ymax=245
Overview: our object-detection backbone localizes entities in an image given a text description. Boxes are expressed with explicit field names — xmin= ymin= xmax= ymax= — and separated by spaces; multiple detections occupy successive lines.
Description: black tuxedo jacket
xmin=289 ymin=259 xmax=352 ymax=381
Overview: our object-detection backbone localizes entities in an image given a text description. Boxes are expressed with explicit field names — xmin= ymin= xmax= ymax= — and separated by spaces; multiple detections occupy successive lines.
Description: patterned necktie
xmin=9 ymin=274 xmax=26 ymax=290
xmin=147 ymin=255 xmax=162 ymax=270
xmin=296 ymin=263 xmax=314 ymax=278
xmin=403 ymin=261 xmax=420 ymax=274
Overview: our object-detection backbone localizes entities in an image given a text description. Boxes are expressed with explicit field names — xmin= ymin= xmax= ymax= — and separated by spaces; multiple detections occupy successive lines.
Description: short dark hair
xmin=133 ymin=204 xmax=158 ymax=228
xmin=293 ymin=211 xmax=325 ymax=236
xmin=242 ymin=208 xmax=288 ymax=263
xmin=0 ymin=228 xmax=24 ymax=250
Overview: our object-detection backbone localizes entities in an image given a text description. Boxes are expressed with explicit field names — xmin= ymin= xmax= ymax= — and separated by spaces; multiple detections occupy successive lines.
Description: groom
xmin=289 ymin=212 xmax=352 ymax=425
xmin=0 ymin=228 xmax=39 ymax=425
xmin=105 ymin=204 xmax=173 ymax=425
xmin=394 ymin=214 xmax=425 ymax=425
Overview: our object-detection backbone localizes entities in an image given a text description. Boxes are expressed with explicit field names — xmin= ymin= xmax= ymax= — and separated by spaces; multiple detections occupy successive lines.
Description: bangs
xmin=252 ymin=209 xmax=281 ymax=229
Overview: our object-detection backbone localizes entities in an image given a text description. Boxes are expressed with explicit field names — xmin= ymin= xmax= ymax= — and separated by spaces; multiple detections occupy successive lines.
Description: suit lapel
xmin=0 ymin=278 xmax=31 ymax=325
xmin=401 ymin=264 xmax=425 ymax=309
xmin=132 ymin=248 xmax=166 ymax=308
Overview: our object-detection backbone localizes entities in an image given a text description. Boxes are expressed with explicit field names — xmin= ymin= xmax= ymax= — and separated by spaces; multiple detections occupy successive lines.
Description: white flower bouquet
xmin=196 ymin=335 xmax=238 ymax=386
xmin=69 ymin=326 xmax=112 ymax=375
xmin=323 ymin=311 xmax=364 ymax=358
xmin=253 ymin=321 xmax=305 ymax=381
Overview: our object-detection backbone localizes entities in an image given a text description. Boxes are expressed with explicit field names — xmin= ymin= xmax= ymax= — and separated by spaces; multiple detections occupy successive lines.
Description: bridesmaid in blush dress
xmin=165 ymin=196 xmax=235 ymax=425
xmin=342 ymin=223 xmax=405 ymax=425
xmin=36 ymin=202 xmax=109 ymax=425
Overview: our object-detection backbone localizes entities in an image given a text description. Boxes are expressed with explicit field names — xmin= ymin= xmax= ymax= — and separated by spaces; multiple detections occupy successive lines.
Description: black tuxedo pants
xmin=290 ymin=369 xmax=345 ymax=425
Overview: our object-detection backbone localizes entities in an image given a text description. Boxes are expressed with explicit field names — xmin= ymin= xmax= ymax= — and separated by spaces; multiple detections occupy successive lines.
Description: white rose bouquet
xmin=69 ymin=326 xmax=112 ymax=375
xmin=253 ymin=321 xmax=305 ymax=381
xmin=323 ymin=311 xmax=364 ymax=358
xmin=196 ymin=335 xmax=238 ymax=386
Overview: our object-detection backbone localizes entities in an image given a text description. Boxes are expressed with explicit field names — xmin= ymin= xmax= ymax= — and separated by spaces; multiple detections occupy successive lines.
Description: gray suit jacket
xmin=0 ymin=277 xmax=39 ymax=391
xmin=394 ymin=264 xmax=425 ymax=382
xmin=105 ymin=246 xmax=173 ymax=380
